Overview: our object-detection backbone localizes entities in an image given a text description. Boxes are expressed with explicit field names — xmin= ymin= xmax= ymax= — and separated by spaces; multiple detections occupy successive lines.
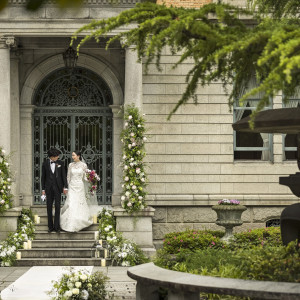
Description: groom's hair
xmin=47 ymin=148 xmax=60 ymax=158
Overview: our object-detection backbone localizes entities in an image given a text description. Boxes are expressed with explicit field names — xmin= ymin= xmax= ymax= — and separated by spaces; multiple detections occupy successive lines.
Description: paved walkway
xmin=0 ymin=266 xmax=136 ymax=300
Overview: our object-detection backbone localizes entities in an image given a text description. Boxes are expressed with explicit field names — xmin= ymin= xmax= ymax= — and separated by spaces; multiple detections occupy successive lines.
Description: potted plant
xmin=212 ymin=199 xmax=247 ymax=242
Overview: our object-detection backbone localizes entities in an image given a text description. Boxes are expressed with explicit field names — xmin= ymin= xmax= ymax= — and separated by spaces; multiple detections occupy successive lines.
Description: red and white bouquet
xmin=85 ymin=169 xmax=100 ymax=195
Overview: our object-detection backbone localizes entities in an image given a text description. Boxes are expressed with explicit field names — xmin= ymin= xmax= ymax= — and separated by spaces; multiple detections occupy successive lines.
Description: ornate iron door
xmin=33 ymin=67 xmax=113 ymax=205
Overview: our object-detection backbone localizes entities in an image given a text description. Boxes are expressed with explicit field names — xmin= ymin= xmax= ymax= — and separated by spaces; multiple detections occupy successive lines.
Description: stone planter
xmin=113 ymin=206 xmax=156 ymax=257
xmin=212 ymin=205 xmax=247 ymax=242
xmin=0 ymin=206 xmax=23 ymax=241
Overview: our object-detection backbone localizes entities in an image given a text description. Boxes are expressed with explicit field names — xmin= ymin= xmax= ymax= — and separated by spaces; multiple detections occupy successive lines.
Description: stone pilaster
xmin=124 ymin=46 xmax=143 ymax=110
xmin=20 ymin=105 xmax=35 ymax=207
xmin=109 ymin=105 xmax=123 ymax=207
xmin=0 ymin=36 xmax=16 ymax=154
xmin=10 ymin=51 xmax=21 ymax=207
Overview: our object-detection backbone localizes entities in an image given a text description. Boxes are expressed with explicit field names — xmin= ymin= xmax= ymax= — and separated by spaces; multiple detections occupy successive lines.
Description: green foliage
xmin=236 ymin=242 xmax=300 ymax=282
xmin=48 ymin=268 xmax=113 ymax=299
xmin=0 ymin=147 xmax=13 ymax=214
xmin=73 ymin=1 xmax=300 ymax=125
xmin=120 ymin=104 xmax=148 ymax=213
xmin=162 ymin=229 xmax=225 ymax=254
xmin=228 ymin=226 xmax=281 ymax=250
xmin=156 ymin=227 xmax=300 ymax=284
xmin=247 ymin=0 xmax=300 ymax=19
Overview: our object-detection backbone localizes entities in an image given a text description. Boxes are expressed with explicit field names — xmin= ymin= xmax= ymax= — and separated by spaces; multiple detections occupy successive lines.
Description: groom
xmin=41 ymin=148 xmax=68 ymax=233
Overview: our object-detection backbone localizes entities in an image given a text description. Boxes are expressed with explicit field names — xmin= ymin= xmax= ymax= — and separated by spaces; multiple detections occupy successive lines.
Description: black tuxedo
xmin=41 ymin=159 xmax=68 ymax=231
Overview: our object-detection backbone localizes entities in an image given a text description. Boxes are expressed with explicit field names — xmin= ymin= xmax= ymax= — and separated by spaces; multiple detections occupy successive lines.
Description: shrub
xmin=162 ymin=229 xmax=225 ymax=254
xmin=229 ymin=227 xmax=281 ymax=250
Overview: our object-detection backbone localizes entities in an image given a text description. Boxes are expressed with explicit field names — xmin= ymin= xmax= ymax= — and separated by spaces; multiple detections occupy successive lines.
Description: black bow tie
xmin=50 ymin=161 xmax=56 ymax=164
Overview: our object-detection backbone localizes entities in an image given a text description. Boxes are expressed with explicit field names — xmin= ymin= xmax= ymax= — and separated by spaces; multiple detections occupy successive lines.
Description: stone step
xmin=20 ymin=248 xmax=109 ymax=258
xmin=32 ymin=239 xmax=98 ymax=248
xmin=34 ymin=231 xmax=96 ymax=240
xmin=34 ymin=224 xmax=99 ymax=231
xmin=15 ymin=258 xmax=112 ymax=267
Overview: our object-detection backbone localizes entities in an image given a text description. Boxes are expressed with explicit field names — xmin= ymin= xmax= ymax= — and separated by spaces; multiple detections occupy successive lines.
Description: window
xmin=282 ymin=87 xmax=300 ymax=161
xmin=266 ymin=219 xmax=280 ymax=228
xmin=234 ymin=77 xmax=273 ymax=161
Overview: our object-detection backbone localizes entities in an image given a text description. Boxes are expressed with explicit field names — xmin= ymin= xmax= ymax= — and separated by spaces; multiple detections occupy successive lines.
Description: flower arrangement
xmin=120 ymin=104 xmax=148 ymax=213
xmin=85 ymin=169 xmax=100 ymax=195
xmin=0 ymin=208 xmax=35 ymax=267
xmin=97 ymin=208 xmax=148 ymax=266
xmin=0 ymin=147 xmax=13 ymax=214
xmin=218 ymin=199 xmax=240 ymax=205
xmin=48 ymin=268 xmax=113 ymax=300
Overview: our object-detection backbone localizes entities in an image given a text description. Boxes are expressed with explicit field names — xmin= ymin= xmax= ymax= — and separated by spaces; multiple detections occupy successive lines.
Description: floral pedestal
xmin=113 ymin=206 xmax=156 ymax=257
xmin=212 ymin=205 xmax=247 ymax=242
xmin=0 ymin=206 xmax=22 ymax=241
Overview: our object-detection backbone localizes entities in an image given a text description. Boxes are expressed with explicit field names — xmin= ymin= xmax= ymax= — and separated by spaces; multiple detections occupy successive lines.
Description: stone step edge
xmin=17 ymin=258 xmax=113 ymax=261
xmin=32 ymin=239 xmax=96 ymax=243
xmin=20 ymin=248 xmax=101 ymax=251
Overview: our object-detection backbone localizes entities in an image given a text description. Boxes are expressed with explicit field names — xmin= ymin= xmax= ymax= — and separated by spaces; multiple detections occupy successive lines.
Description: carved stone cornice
xmin=0 ymin=36 xmax=17 ymax=49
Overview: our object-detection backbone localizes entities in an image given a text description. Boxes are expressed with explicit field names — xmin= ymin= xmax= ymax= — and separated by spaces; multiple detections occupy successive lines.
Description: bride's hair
xmin=73 ymin=150 xmax=82 ymax=161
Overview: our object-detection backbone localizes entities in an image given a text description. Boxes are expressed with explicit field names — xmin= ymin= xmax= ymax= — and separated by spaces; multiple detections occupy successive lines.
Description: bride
xmin=60 ymin=151 xmax=94 ymax=232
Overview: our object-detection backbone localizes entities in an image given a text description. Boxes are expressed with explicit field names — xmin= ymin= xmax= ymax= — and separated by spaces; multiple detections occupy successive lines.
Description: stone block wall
xmin=142 ymin=47 xmax=299 ymax=242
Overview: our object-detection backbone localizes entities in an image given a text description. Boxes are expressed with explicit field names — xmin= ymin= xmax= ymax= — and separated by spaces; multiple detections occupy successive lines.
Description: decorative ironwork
xmin=33 ymin=67 xmax=113 ymax=205
xmin=63 ymin=46 xmax=78 ymax=69
xmin=266 ymin=219 xmax=281 ymax=227
xmin=34 ymin=67 xmax=112 ymax=107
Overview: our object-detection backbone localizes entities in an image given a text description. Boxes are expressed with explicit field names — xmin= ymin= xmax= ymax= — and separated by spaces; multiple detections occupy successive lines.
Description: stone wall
xmin=142 ymin=47 xmax=299 ymax=242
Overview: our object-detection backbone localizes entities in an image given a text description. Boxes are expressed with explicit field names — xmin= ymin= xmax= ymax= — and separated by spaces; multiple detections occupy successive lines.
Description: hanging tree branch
xmin=72 ymin=1 xmax=300 ymax=123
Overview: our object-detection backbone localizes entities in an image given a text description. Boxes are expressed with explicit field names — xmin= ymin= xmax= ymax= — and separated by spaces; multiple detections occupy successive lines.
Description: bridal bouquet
xmin=85 ymin=169 xmax=100 ymax=195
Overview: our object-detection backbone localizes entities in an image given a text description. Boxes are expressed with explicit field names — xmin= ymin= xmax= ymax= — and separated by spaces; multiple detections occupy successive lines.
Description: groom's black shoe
xmin=48 ymin=229 xmax=55 ymax=233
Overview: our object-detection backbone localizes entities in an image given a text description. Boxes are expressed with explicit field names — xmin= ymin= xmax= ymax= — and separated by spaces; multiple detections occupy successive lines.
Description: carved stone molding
xmin=0 ymin=36 xmax=17 ymax=49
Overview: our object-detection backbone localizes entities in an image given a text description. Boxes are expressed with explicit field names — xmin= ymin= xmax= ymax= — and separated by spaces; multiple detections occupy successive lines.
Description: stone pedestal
xmin=114 ymin=206 xmax=156 ymax=256
xmin=0 ymin=206 xmax=22 ymax=241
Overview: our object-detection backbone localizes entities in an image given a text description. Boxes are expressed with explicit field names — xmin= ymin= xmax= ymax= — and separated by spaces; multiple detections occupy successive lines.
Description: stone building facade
xmin=0 ymin=0 xmax=298 ymax=246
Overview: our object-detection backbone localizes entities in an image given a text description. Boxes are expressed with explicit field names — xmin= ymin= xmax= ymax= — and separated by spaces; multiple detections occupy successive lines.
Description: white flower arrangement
xmin=48 ymin=268 xmax=113 ymax=300
xmin=0 ymin=146 xmax=13 ymax=214
xmin=0 ymin=209 xmax=35 ymax=267
xmin=97 ymin=208 xmax=148 ymax=266
xmin=120 ymin=105 xmax=148 ymax=213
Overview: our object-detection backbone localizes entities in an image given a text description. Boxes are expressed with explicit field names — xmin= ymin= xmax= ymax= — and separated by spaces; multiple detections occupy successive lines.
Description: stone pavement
xmin=0 ymin=266 xmax=136 ymax=300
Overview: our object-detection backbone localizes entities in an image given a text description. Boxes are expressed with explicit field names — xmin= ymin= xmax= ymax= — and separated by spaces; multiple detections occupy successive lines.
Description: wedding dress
xmin=60 ymin=161 xmax=93 ymax=232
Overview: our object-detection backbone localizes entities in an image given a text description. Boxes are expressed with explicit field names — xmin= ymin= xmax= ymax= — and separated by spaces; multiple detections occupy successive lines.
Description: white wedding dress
xmin=60 ymin=161 xmax=93 ymax=232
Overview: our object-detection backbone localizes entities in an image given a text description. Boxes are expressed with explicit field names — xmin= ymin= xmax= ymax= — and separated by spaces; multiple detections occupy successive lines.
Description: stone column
xmin=109 ymin=105 xmax=123 ymax=207
xmin=124 ymin=46 xmax=143 ymax=110
xmin=0 ymin=36 xmax=16 ymax=154
xmin=10 ymin=51 xmax=21 ymax=207
xmin=20 ymin=105 xmax=35 ymax=207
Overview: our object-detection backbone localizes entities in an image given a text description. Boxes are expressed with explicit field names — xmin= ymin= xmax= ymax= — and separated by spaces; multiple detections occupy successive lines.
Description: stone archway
xmin=19 ymin=54 xmax=123 ymax=207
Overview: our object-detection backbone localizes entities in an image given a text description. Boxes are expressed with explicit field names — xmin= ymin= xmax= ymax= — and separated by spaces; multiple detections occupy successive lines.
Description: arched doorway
xmin=32 ymin=67 xmax=113 ymax=205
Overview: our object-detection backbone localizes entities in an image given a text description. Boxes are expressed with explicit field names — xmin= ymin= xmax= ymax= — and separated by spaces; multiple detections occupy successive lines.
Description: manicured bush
xmin=155 ymin=227 xmax=300 ymax=283
xmin=228 ymin=227 xmax=281 ymax=250
xmin=162 ymin=230 xmax=225 ymax=254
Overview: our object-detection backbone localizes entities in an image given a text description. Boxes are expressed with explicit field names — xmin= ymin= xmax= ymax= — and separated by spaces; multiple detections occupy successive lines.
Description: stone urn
xmin=212 ymin=205 xmax=247 ymax=242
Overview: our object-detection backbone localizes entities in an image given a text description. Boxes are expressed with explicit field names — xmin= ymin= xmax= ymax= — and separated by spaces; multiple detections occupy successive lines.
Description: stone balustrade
xmin=127 ymin=262 xmax=300 ymax=300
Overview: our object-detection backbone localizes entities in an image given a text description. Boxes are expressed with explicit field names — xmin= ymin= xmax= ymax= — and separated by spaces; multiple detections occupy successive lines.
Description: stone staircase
xmin=16 ymin=206 xmax=109 ymax=266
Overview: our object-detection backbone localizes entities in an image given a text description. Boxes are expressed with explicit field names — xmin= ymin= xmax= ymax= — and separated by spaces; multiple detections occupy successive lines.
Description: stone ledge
xmin=0 ymin=206 xmax=23 ymax=217
xmin=128 ymin=263 xmax=300 ymax=300
xmin=113 ymin=206 xmax=155 ymax=217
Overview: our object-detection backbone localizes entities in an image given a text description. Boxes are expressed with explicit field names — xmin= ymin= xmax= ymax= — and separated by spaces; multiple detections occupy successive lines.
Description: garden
xmin=154 ymin=227 xmax=300 ymax=299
